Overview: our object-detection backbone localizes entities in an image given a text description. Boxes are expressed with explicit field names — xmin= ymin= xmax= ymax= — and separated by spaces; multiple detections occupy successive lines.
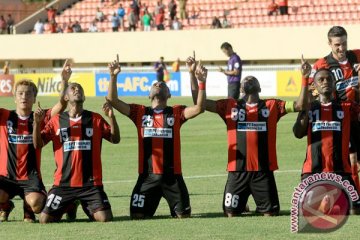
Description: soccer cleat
xmin=66 ymin=200 xmax=80 ymax=222
xmin=23 ymin=201 xmax=36 ymax=223
xmin=0 ymin=201 xmax=15 ymax=222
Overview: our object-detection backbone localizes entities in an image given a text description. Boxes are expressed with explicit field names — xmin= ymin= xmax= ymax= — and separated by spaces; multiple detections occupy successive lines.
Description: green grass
xmin=0 ymin=96 xmax=359 ymax=239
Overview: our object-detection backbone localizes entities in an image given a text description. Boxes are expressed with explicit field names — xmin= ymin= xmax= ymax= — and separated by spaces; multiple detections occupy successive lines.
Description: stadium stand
xmin=49 ymin=0 xmax=360 ymax=33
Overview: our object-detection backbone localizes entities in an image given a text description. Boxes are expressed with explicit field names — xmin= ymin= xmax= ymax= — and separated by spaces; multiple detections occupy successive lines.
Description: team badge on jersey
xmin=261 ymin=109 xmax=270 ymax=118
xmin=167 ymin=117 xmax=174 ymax=126
xmin=86 ymin=128 xmax=93 ymax=137
xmin=6 ymin=120 xmax=14 ymax=134
xmin=337 ymin=111 xmax=344 ymax=119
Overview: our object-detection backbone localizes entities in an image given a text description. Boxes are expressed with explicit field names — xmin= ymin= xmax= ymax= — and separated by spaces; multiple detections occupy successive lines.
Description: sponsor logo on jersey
xmin=63 ymin=140 xmax=91 ymax=152
xmin=144 ymin=127 xmax=173 ymax=138
xmin=8 ymin=134 xmax=33 ymax=144
xmin=335 ymin=76 xmax=358 ymax=92
xmin=237 ymin=122 xmax=267 ymax=132
xmin=312 ymin=121 xmax=341 ymax=132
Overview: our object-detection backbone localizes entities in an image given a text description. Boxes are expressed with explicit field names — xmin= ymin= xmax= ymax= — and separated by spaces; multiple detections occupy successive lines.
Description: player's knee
xmin=93 ymin=210 xmax=113 ymax=222
xmin=39 ymin=213 xmax=57 ymax=224
xmin=26 ymin=195 xmax=46 ymax=213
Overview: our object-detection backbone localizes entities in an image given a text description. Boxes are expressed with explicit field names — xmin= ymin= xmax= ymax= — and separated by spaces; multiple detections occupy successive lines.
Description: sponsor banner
xmin=14 ymin=73 xmax=95 ymax=97
xmin=277 ymin=70 xmax=302 ymax=97
xmin=0 ymin=74 xmax=14 ymax=97
xmin=181 ymin=71 xmax=276 ymax=97
xmin=96 ymin=72 xmax=181 ymax=97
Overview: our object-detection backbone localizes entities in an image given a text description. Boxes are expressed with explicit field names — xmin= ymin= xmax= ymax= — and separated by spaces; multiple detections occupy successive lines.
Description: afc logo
xmin=141 ymin=115 xmax=175 ymax=127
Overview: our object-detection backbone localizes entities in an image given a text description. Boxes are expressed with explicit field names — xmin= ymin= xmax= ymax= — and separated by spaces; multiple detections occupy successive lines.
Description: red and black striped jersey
xmin=41 ymin=111 xmax=112 ymax=187
xmin=0 ymin=108 xmax=51 ymax=181
xmin=310 ymin=49 xmax=360 ymax=101
xmin=129 ymin=104 xmax=187 ymax=174
xmin=216 ymin=99 xmax=288 ymax=172
xmin=302 ymin=100 xmax=359 ymax=174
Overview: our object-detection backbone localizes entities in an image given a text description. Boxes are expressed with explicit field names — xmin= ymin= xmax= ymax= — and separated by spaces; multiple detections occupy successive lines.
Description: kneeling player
xmin=293 ymin=68 xmax=360 ymax=213
xmin=106 ymin=55 xmax=207 ymax=219
xmin=33 ymin=83 xmax=120 ymax=223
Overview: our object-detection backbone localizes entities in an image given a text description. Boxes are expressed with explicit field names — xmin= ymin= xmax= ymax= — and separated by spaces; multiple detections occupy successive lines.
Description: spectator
xmin=211 ymin=17 xmax=222 ymax=29
xmin=168 ymin=0 xmax=177 ymax=26
xmin=72 ymin=20 xmax=82 ymax=33
xmin=155 ymin=10 xmax=165 ymax=30
xmin=33 ymin=19 xmax=44 ymax=34
xmin=0 ymin=16 xmax=6 ymax=34
xmin=3 ymin=61 xmax=9 ymax=74
xmin=111 ymin=12 xmax=120 ymax=32
xmin=96 ymin=7 xmax=106 ymax=22
xmin=117 ymin=3 xmax=126 ymax=29
xmin=279 ymin=0 xmax=288 ymax=15
xmin=188 ymin=7 xmax=200 ymax=20
xmin=179 ymin=0 xmax=187 ymax=20
xmin=154 ymin=57 xmax=167 ymax=82
xmin=142 ymin=10 xmax=152 ymax=31
xmin=6 ymin=14 xmax=14 ymax=34
xmin=45 ymin=6 xmax=57 ymax=21
xmin=88 ymin=21 xmax=98 ymax=32
xmin=222 ymin=15 xmax=231 ymax=28
xmin=172 ymin=58 xmax=180 ymax=72
xmin=128 ymin=8 xmax=137 ymax=31
xmin=132 ymin=0 xmax=140 ymax=22
xmin=155 ymin=0 xmax=165 ymax=15
xmin=172 ymin=17 xmax=182 ymax=30
xmin=56 ymin=24 xmax=63 ymax=33
xmin=268 ymin=0 xmax=278 ymax=16
xmin=49 ymin=19 xmax=57 ymax=33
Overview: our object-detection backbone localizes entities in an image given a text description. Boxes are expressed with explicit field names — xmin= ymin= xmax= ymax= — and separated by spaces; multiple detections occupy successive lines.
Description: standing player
xmin=218 ymin=42 xmax=242 ymax=99
xmin=189 ymin=55 xmax=308 ymax=216
xmin=0 ymin=60 xmax=71 ymax=222
xmin=293 ymin=68 xmax=360 ymax=213
xmin=310 ymin=26 xmax=360 ymax=192
xmin=33 ymin=83 xmax=120 ymax=223
xmin=106 ymin=56 xmax=206 ymax=219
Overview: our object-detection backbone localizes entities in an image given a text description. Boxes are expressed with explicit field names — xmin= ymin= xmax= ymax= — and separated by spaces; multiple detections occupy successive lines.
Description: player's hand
xmin=301 ymin=54 xmax=311 ymax=78
xmin=195 ymin=61 xmax=207 ymax=82
xmin=103 ymin=97 xmax=114 ymax=118
xmin=61 ymin=59 xmax=72 ymax=82
xmin=354 ymin=63 xmax=360 ymax=75
xmin=186 ymin=56 xmax=196 ymax=73
xmin=108 ymin=54 xmax=121 ymax=77
xmin=34 ymin=102 xmax=45 ymax=124
xmin=219 ymin=67 xmax=225 ymax=73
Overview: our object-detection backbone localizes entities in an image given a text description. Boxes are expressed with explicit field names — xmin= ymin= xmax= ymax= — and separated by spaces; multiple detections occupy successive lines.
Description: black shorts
xmin=130 ymin=174 xmax=191 ymax=217
xmin=349 ymin=121 xmax=360 ymax=156
xmin=0 ymin=176 xmax=46 ymax=199
xmin=42 ymin=186 xmax=111 ymax=217
xmin=228 ymin=82 xmax=240 ymax=99
xmin=301 ymin=173 xmax=360 ymax=208
xmin=223 ymin=171 xmax=280 ymax=214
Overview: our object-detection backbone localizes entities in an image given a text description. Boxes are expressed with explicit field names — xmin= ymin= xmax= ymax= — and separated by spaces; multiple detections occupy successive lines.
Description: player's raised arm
xmin=293 ymin=55 xmax=310 ymax=112
xmin=356 ymin=63 xmax=360 ymax=102
xmin=183 ymin=62 xmax=206 ymax=119
xmin=102 ymin=98 xmax=120 ymax=144
xmin=33 ymin=102 xmax=46 ymax=149
xmin=106 ymin=55 xmax=130 ymax=116
xmin=51 ymin=59 xmax=71 ymax=117
xmin=186 ymin=54 xmax=217 ymax=113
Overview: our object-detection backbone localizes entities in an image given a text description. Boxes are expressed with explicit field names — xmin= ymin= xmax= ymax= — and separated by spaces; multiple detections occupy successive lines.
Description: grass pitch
xmin=0 ymin=96 xmax=359 ymax=240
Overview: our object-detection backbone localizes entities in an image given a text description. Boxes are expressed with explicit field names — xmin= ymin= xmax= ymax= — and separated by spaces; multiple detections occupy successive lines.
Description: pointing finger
xmin=63 ymin=59 xmax=70 ymax=69
xmin=193 ymin=50 xmax=196 ymax=59
xmin=116 ymin=54 xmax=119 ymax=63
xmin=301 ymin=54 xmax=305 ymax=64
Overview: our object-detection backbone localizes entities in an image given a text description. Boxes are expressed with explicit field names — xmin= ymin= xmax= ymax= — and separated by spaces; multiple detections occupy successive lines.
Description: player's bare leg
xmin=350 ymin=153 xmax=360 ymax=192
xmin=39 ymin=212 xmax=62 ymax=224
xmin=0 ymin=190 xmax=14 ymax=222
xmin=25 ymin=192 xmax=46 ymax=214
xmin=93 ymin=209 xmax=113 ymax=222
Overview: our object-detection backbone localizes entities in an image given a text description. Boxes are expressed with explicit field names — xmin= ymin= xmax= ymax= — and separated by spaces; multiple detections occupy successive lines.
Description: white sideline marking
xmin=44 ymin=169 xmax=300 ymax=187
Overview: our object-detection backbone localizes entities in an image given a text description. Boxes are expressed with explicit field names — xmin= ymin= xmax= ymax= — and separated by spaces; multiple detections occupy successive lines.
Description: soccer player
xmin=33 ymin=82 xmax=120 ymax=223
xmin=310 ymin=26 xmax=360 ymax=192
xmin=293 ymin=67 xmax=360 ymax=213
xmin=106 ymin=56 xmax=206 ymax=219
xmin=218 ymin=42 xmax=242 ymax=99
xmin=188 ymin=55 xmax=309 ymax=217
xmin=0 ymin=60 xmax=71 ymax=222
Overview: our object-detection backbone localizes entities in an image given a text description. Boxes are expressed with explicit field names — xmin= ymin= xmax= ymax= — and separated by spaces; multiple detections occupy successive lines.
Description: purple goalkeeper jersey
xmin=227 ymin=53 xmax=242 ymax=83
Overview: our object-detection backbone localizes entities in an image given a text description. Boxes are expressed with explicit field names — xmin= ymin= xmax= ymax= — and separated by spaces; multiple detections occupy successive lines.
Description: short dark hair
xmin=328 ymin=26 xmax=347 ymax=41
xmin=313 ymin=68 xmax=334 ymax=82
xmin=220 ymin=42 xmax=232 ymax=50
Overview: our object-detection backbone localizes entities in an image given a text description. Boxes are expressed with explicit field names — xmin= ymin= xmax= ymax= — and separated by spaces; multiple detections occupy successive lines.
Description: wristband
xmin=198 ymin=82 xmax=206 ymax=90
xmin=302 ymin=77 xmax=308 ymax=87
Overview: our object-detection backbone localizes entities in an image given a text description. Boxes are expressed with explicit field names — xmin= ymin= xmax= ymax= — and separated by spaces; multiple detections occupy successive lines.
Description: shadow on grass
xmin=192 ymin=210 xmax=290 ymax=218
